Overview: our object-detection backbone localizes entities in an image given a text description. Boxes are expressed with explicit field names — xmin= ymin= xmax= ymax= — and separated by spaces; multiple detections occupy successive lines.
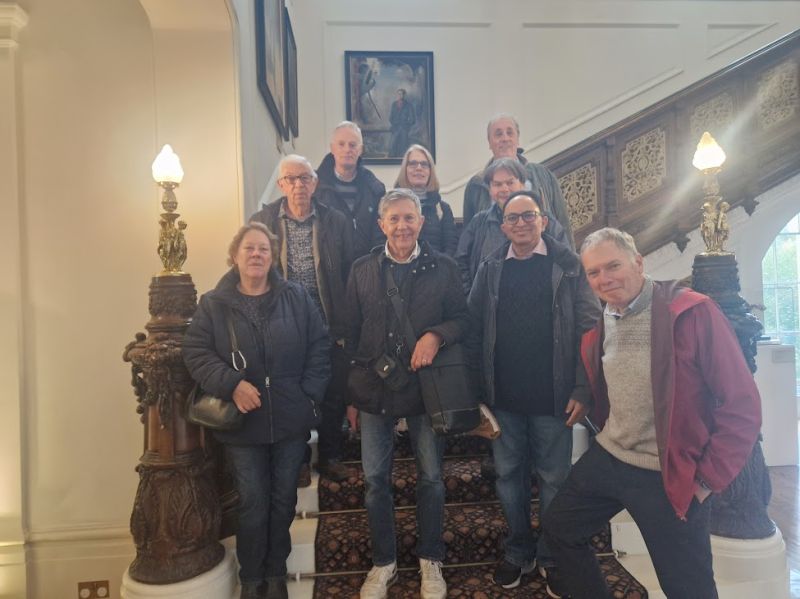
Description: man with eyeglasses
xmin=467 ymin=190 xmax=600 ymax=596
xmin=456 ymin=158 xmax=571 ymax=294
xmin=462 ymin=113 xmax=573 ymax=245
xmin=316 ymin=121 xmax=386 ymax=258
xmin=250 ymin=154 xmax=355 ymax=483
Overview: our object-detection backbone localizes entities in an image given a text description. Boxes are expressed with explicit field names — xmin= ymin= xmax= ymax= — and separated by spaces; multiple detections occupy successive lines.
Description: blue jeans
xmin=360 ymin=411 xmax=446 ymax=565
xmin=543 ymin=442 xmax=717 ymax=599
xmin=492 ymin=410 xmax=573 ymax=568
xmin=225 ymin=437 xmax=307 ymax=584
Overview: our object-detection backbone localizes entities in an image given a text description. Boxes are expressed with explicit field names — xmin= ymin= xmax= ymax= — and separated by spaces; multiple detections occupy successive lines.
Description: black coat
xmin=249 ymin=198 xmax=354 ymax=339
xmin=419 ymin=192 xmax=458 ymax=256
xmin=316 ymin=153 xmax=386 ymax=259
xmin=183 ymin=270 xmax=331 ymax=445
xmin=466 ymin=235 xmax=601 ymax=415
xmin=345 ymin=242 xmax=470 ymax=417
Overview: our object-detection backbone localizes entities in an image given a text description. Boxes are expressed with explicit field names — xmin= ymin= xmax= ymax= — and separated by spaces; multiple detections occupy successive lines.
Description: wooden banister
xmin=542 ymin=28 xmax=800 ymax=254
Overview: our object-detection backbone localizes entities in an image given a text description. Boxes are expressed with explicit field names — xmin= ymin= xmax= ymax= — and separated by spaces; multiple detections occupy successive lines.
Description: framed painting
xmin=255 ymin=0 xmax=287 ymax=139
xmin=284 ymin=8 xmax=298 ymax=138
xmin=344 ymin=51 xmax=435 ymax=165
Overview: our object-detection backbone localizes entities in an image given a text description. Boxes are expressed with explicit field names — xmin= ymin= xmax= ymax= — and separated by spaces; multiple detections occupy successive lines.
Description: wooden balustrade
xmin=542 ymin=29 xmax=800 ymax=254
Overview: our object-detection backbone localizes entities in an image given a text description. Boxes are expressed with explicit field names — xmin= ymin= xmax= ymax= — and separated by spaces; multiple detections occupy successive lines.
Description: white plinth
xmin=613 ymin=511 xmax=789 ymax=598
xmin=711 ymin=531 xmax=789 ymax=598
xmin=121 ymin=548 xmax=237 ymax=599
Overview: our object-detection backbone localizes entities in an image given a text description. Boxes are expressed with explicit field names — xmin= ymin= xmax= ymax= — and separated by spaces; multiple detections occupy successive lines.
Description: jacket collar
xmin=372 ymin=240 xmax=437 ymax=269
xmin=213 ymin=267 xmax=287 ymax=304
xmin=486 ymin=233 xmax=580 ymax=276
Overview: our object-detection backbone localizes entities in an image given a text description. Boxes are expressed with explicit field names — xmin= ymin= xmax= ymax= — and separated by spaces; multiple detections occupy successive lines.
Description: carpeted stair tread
xmin=314 ymin=502 xmax=612 ymax=573
xmin=311 ymin=557 xmax=647 ymax=598
xmin=339 ymin=431 xmax=490 ymax=462
xmin=318 ymin=456 xmax=535 ymax=512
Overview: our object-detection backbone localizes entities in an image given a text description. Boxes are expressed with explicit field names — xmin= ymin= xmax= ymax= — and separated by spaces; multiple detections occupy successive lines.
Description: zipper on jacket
xmin=265 ymin=376 xmax=274 ymax=441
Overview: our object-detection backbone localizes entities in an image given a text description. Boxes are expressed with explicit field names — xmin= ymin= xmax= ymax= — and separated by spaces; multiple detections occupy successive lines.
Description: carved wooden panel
xmin=558 ymin=162 xmax=599 ymax=232
xmin=691 ymin=91 xmax=734 ymax=140
xmin=621 ymin=126 xmax=667 ymax=204
xmin=757 ymin=59 xmax=799 ymax=131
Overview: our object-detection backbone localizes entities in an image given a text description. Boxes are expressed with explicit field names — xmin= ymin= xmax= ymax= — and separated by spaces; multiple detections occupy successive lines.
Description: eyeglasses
xmin=503 ymin=211 xmax=542 ymax=224
xmin=280 ymin=174 xmax=314 ymax=186
xmin=407 ymin=160 xmax=431 ymax=169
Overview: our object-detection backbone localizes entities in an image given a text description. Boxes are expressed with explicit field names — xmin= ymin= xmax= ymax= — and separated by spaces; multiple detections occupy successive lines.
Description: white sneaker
xmin=419 ymin=558 xmax=447 ymax=599
xmin=360 ymin=562 xmax=398 ymax=599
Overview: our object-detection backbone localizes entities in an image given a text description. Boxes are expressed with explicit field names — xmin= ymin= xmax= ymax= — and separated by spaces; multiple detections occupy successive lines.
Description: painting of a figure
xmin=345 ymin=51 xmax=435 ymax=164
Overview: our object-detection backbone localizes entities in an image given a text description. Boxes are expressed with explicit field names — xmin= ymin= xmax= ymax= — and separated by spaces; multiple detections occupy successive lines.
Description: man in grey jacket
xmin=456 ymin=158 xmax=571 ymax=294
xmin=467 ymin=191 xmax=600 ymax=596
xmin=462 ymin=113 xmax=573 ymax=247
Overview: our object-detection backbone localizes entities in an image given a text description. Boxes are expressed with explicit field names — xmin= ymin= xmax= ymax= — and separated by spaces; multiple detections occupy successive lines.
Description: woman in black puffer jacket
xmin=183 ymin=222 xmax=330 ymax=599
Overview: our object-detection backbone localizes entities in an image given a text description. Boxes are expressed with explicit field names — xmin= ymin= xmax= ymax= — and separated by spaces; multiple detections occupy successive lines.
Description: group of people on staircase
xmin=183 ymin=114 xmax=763 ymax=599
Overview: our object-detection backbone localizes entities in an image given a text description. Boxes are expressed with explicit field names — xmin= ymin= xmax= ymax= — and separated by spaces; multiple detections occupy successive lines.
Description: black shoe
xmin=539 ymin=565 xmax=571 ymax=598
xmin=493 ymin=559 xmax=535 ymax=589
xmin=239 ymin=582 xmax=264 ymax=599
xmin=317 ymin=459 xmax=351 ymax=482
xmin=265 ymin=576 xmax=289 ymax=599
xmin=480 ymin=455 xmax=497 ymax=480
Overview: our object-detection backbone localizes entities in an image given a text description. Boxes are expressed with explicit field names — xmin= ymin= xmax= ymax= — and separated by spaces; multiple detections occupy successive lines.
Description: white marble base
xmin=121 ymin=548 xmax=238 ymax=599
xmin=613 ymin=511 xmax=789 ymax=598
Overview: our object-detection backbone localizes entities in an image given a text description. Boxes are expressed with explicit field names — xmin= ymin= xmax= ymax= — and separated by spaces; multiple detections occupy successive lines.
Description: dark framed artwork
xmin=344 ymin=51 xmax=435 ymax=165
xmin=255 ymin=0 xmax=287 ymax=139
xmin=284 ymin=8 xmax=298 ymax=138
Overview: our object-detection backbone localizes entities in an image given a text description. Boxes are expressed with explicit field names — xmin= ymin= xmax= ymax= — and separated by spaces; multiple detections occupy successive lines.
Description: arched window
xmin=761 ymin=211 xmax=800 ymax=396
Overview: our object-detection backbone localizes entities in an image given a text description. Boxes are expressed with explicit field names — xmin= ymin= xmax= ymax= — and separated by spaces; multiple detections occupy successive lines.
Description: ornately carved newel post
xmin=122 ymin=146 xmax=225 ymax=583
xmin=690 ymin=133 xmax=774 ymax=539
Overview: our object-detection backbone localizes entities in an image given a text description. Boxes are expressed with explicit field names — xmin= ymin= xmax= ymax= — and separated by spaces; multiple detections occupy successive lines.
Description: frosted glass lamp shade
xmin=152 ymin=144 xmax=184 ymax=184
xmin=692 ymin=132 xmax=726 ymax=171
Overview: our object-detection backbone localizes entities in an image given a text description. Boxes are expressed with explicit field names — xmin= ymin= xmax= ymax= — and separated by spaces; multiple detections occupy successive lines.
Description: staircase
xmin=277 ymin=427 xmax=649 ymax=598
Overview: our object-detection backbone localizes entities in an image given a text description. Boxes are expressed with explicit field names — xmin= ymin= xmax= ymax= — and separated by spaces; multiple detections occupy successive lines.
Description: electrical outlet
xmin=77 ymin=580 xmax=110 ymax=599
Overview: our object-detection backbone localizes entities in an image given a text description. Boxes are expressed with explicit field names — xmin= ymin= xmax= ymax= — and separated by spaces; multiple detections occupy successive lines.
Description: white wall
xmin=290 ymin=0 xmax=800 ymax=215
xmin=4 ymin=0 xmax=249 ymax=596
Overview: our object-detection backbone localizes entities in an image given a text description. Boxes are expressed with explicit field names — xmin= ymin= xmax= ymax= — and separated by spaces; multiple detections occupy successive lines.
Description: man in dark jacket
xmin=346 ymin=189 xmax=469 ymax=599
xmin=543 ymin=227 xmax=762 ymax=599
xmin=462 ymin=113 xmax=574 ymax=247
xmin=456 ymin=158 xmax=572 ymax=294
xmin=316 ymin=121 xmax=386 ymax=259
xmin=250 ymin=154 xmax=354 ymax=482
xmin=467 ymin=191 xmax=600 ymax=595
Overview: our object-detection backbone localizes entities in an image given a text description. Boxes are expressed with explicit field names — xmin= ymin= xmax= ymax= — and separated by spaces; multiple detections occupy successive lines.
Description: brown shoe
xmin=465 ymin=404 xmax=501 ymax=440
xmin=296 ymin=463 xmax=311 ymax=488
xmin=317 ymin=459 xmax=351 ymax=482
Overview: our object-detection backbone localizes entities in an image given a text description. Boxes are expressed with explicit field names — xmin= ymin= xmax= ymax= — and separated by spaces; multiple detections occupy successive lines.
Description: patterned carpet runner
xmin=310 ymin=431 xmax=647 ymax=598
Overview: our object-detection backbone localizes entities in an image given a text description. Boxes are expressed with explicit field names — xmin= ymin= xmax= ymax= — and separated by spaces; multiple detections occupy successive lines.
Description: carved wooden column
xmin=122 ymin=148 xmax=224 ymax=584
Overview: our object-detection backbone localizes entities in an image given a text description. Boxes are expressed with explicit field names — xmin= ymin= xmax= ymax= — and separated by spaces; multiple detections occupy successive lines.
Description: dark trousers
xmin=225 ymin=437 xmax=307 ymax=583
xmin=542 ymin=442 xmax=718 ymax=599
xmin=315 ymin=343 xmax=349 ymax=463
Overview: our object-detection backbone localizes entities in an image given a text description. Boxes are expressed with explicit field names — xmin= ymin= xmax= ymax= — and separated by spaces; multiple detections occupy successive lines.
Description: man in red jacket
xmin=542 ymin=227 xmax=762 ymax=599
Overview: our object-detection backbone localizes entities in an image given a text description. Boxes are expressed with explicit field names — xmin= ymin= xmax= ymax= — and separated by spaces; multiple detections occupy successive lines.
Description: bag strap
xmin=384 ymin=267 xmax=419 ymax=350
xmin=225 ymin=304 xmax=247 ymax=371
